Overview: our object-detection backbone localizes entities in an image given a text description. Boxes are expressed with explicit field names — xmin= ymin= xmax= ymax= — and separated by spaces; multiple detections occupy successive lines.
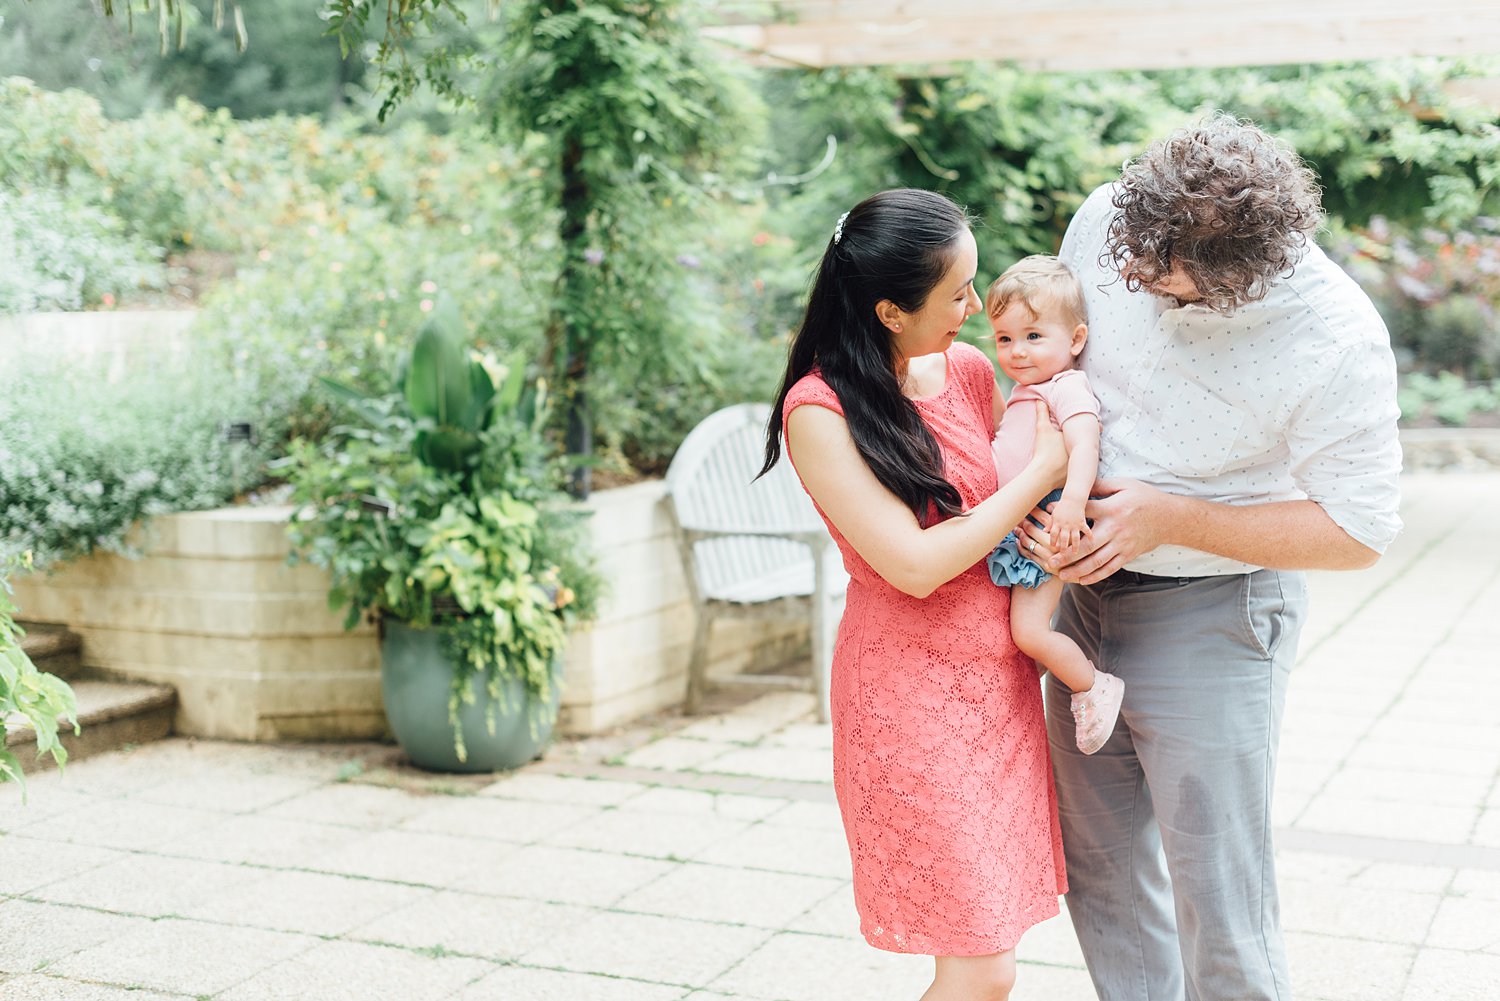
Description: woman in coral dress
xmin=760 ymin=189 xmax=1069 ymax=1001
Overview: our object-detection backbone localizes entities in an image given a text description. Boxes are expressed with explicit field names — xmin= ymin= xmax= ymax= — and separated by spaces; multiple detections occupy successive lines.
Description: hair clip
xmin=833 ymin=211 xmax=850 ymax=245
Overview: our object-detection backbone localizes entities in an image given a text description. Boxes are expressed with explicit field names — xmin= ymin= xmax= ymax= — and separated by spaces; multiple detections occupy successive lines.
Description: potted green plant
xmin=2 ymin=553 xmax=79 ymax=798
xmin=283 ymin=299 xmax=601 ymax=772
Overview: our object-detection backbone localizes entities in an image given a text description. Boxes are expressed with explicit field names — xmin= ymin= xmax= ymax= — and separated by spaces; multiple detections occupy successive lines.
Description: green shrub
xmin=0 ymin=342 xmax=273 ymax=568
xmin=0 ymin=78 xmax=112 ymax=194
xmin=0 ymin=0 xmax=353 ymax=123
xmin=196 ymin=177 xmax=552 ymax=445
xmin=1329 ymin=218 xmax=1500 ymax=381
xmin=594 ymin=308 xmax=784 ymax=476
xmin=1422 ymin=296 xmax=1500 ymax=379
xmin=0 ymin=80 xmax=173 ymax=314
xmin=1395 ymin=371 xmax=1500 ymax=426
xmin=0 ymin=189 xmax=167 ymax=313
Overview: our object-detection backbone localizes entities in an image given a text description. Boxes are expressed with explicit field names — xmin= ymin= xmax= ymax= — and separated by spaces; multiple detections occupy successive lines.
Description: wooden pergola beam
xmin=704 ymin=1 xmax=1500 ymax=72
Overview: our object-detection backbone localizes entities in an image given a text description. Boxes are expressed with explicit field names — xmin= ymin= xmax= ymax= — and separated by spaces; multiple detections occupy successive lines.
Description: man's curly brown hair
xmin=1105 ymin=114 xmax=1323 ymax=313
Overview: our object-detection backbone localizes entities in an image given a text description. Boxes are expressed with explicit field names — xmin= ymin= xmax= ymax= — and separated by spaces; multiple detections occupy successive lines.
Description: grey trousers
xmin=1045 ymin=569 xmax=1307 ymax=1001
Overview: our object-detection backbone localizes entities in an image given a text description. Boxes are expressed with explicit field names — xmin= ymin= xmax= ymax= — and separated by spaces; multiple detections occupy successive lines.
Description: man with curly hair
xmin=1027 ymin=115 xmax=1403 ymax=1000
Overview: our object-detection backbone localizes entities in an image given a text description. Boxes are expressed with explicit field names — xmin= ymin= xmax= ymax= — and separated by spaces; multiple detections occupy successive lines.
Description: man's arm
xmin=1033 ymin=480 xmax=1377 ymax=586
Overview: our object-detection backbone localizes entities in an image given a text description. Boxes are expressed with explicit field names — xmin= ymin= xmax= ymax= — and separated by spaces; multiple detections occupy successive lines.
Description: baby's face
xmin=989 ymin=301 xmax=1086 ymax=386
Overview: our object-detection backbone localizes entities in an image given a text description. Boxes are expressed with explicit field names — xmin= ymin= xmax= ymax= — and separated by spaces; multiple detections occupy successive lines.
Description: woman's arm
xmin=787 ymin=405 xmax=1066 ymax=599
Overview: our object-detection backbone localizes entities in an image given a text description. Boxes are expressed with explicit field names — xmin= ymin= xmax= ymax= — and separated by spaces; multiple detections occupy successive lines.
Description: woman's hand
xmin=1029 ymin=419 xmax=1068 ymax=492
xmin=1016 ymin=503 xmax=1059 ymax=567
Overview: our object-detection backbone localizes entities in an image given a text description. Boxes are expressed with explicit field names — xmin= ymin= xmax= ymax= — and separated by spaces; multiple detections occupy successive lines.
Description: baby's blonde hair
xmin=985 ymin=254 xmax=1087 ymax=328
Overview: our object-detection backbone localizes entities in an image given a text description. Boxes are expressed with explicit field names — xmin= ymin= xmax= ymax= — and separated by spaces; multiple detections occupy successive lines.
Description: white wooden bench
xmin=664 ymin=403 xmax=847 ymax=722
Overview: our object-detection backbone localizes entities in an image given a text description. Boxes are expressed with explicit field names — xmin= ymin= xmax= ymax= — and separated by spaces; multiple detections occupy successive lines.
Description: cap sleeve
xmin=783 ymin=370 xmax=844 ymax=426
xmin=1049 ymin=369 xmax=1100 ymax=425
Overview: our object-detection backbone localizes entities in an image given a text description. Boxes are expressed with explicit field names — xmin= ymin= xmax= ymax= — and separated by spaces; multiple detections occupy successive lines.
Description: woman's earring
xmin=893 ymin=324 xmax=902 ymax=332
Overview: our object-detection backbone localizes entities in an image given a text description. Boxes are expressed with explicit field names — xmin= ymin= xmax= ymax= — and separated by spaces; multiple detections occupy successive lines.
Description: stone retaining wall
xmin=1399 ymin=427 xmax=1500 ymax=471
xmin=0 ymin=310 xmax=197 ymax=381
xmin=11 ymin=484 xmax=806 ymax=741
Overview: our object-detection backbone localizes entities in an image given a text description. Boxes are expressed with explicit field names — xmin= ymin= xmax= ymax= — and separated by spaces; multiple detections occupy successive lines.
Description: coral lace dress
xmin=783 ymin=342 xmax=1066 ymax=955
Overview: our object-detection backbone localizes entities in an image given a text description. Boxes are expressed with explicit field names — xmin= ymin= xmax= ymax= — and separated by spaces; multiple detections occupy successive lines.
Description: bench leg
xmin=685 ymin=609 xmax=713 ymax=715
xmin=810 ymin=588 xmax=833 ymax=726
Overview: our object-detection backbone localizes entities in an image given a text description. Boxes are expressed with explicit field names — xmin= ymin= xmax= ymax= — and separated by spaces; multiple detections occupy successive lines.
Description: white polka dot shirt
xmin=1059 ymin=184 xmax=1403 ymax=577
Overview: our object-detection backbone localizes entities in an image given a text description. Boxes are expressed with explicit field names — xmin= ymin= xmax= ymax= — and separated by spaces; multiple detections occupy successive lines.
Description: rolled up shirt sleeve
xmin=1286 ymin=338 xmax=1404 ymax=554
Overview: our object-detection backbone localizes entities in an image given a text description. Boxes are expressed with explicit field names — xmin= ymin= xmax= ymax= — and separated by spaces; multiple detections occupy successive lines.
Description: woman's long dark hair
xmin=760 ymin=188 xmax=969 ymax=521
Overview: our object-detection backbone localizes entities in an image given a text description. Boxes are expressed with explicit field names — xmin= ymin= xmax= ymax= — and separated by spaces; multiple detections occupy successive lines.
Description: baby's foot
xmin=1071 ymin=670 xmax=1124 ymax=755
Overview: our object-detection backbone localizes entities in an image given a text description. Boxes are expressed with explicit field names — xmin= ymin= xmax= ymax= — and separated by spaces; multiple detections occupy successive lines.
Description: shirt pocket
xmin=1130 ymin=376 xmax=1246 ymax=479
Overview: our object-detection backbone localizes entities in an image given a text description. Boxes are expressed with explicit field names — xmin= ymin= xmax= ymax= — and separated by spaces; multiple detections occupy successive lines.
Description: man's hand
xmin=1020 ymin=478 xmax=1180 ymax=585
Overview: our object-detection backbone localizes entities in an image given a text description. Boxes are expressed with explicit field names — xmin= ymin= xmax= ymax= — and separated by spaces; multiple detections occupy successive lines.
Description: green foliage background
xmin=4 ymin=1 xmax=1500 ymax=570
xmin=758 ymin=59 xmax=1500 ymax=344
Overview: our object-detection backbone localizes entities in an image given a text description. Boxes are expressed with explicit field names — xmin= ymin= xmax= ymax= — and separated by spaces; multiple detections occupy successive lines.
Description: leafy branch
xmin=321 ymin=0 xmax=496 ymax=121
xmin=1 ymin=555 xmax=80 ymax=800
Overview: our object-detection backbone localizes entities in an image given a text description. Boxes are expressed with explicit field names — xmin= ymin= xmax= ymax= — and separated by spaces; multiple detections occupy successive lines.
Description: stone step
xmin=5 ymin=679 xmax=177 ymax=774
xmin=16 ymin=621 xmax=84 ymax=679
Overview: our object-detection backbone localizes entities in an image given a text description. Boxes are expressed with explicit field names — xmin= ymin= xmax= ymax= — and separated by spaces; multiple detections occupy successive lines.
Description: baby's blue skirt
xmin=986 ymin=488 xmax=1064 ymax=591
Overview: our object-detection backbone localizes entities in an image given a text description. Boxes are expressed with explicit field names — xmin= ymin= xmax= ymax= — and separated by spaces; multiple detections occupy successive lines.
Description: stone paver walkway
xmin=2 ymin=471 xmax=1497 ymax=1001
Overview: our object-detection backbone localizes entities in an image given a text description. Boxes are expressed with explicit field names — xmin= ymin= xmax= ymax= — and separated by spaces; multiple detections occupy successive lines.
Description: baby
xmin=985 ymin=255 xmax=1124 ymax=754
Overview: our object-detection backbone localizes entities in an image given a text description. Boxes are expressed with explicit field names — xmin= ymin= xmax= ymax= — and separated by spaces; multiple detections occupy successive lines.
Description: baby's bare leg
xmin=1009 ymin=578 xmax=1096 ymax=694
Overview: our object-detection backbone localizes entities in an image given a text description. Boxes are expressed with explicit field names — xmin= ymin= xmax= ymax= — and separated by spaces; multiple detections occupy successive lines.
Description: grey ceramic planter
xmin=379 ymin=618 xmax=562 ymax=773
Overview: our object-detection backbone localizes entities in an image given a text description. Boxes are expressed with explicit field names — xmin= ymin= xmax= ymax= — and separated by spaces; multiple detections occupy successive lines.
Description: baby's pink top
xmin=990 ymin=368 xmax=1100 ymax=484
